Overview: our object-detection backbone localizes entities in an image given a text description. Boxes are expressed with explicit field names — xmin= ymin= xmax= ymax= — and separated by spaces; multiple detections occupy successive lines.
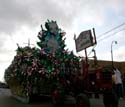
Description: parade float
xmin=4 ymin=20 xmax=91 ymax=107
xmin=4 ymin=20 xmax=118 ymax=107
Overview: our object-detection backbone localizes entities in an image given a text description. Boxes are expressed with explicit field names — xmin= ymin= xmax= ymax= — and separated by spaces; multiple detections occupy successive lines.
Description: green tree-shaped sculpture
xmin=4 ymin=20 xmax=81 ymax=98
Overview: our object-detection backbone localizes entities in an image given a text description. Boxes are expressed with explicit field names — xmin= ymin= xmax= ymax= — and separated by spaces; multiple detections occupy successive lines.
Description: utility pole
xmin=92 ymin=49 xmax=97 ymax=65
xmin=111 ymin=41 xmax=117 ymax=67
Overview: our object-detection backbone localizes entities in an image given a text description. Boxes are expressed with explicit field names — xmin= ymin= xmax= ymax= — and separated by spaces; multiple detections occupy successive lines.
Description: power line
xmin=98 ymin=28 xmax=125 ymax=42
xmin=97 ymin=23 xmax=125 ymax=40
xmin=88 ymin=23 xmax=125 ymax=56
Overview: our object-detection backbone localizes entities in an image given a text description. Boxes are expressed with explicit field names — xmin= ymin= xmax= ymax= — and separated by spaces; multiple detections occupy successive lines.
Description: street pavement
xmin=0 ymin=88 xmax=125 ymax=107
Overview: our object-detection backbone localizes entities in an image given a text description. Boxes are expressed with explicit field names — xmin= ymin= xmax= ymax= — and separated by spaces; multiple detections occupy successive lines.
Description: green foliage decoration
xmin=4 ymin=20 xmax=81 ymax=97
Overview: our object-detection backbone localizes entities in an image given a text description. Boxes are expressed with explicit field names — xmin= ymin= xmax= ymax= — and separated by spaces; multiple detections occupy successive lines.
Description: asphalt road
xmin=0 ymin=88 xmax=125 ymax=107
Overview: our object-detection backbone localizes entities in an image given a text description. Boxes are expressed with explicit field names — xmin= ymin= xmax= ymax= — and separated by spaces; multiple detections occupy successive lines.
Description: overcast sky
xmin=0 ymin=0 xmax=125 ymax=81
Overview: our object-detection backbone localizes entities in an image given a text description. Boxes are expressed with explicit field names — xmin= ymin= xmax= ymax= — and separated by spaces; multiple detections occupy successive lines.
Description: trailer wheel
xmin=51 ymin=89 xmax=64 ymax=107
xmin=76 ymin=93 xmax=90 ymax=107
xmin=103 ymin=89 xmax=118 ymax=107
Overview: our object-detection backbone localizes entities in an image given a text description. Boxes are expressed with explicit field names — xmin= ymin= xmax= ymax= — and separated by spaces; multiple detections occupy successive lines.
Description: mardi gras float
xmin=4 ymin=20 xmax=87 ymax=106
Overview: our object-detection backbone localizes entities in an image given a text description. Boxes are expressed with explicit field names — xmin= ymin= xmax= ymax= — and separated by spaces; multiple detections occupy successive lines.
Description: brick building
xmin=89 ymin=60 xmax=125 ymax=76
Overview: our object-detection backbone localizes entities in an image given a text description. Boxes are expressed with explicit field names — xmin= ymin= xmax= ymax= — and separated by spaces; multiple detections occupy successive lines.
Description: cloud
xmin=0 ymin=0 xmax=124 ymax=54
xmin=108 ymin=0 xmax=125 ymax=12
xmin=0 ymin=34 xmax=7 ymax=48
xmin=115 ymin=46 xmax=125 ymax=61
xmin=0 ymin=0 xmax=79 ymax=33
xmin=0 ymin=0 xmax=124 ymax=35
xmin=0 ymin=0 xmax=33 ymax=34
xmin=0 ymin=0 xmax=125 ymax=81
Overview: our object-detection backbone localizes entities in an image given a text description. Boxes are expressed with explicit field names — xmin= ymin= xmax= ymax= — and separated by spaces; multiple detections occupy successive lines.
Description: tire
xmin=76 ymin=93 xmax=90 ymax=107
xmin=51 ymin=89 xmax=64 ymax=107
xmin=103 ymin=89 xmax=119 ymax=107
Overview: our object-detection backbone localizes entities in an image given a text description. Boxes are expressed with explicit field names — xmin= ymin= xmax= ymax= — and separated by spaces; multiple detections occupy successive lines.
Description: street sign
xmin=75 ymin=30 xmax=94 ymax=52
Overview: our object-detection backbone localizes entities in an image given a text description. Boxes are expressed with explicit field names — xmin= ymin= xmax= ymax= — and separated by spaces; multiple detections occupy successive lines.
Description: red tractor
xmin=81 ymin=61 xmax=119 ymax=107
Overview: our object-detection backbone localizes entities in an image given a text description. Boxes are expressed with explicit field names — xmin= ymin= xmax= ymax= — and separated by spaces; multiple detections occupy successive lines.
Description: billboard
xmin=75 ymin=30 xmax=94 ymax=52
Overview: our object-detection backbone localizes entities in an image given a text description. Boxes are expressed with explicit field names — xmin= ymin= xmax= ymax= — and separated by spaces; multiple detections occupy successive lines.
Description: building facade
xmin=89 ymin=60 xmax=125 ymax=76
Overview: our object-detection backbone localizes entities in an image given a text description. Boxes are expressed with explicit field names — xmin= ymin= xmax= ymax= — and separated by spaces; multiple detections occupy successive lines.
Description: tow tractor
xmin=74 ymin=28 xmax=118 ymax=107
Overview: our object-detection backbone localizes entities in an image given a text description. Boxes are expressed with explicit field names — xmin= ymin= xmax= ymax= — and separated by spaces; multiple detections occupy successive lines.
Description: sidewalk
xmin=0 ymin=88 xmax=11 ymax=96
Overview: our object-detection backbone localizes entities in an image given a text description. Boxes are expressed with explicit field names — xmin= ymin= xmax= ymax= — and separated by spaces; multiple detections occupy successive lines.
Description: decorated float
xmin=5 ymin=19 xmax=118 ymax=107
xmin=4 ymin=20 xmax=91 ymax=107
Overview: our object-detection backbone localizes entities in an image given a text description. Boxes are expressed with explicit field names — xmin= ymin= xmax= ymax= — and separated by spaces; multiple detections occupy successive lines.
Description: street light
xmin=111 ymin=41 xmax=117 ymax=67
